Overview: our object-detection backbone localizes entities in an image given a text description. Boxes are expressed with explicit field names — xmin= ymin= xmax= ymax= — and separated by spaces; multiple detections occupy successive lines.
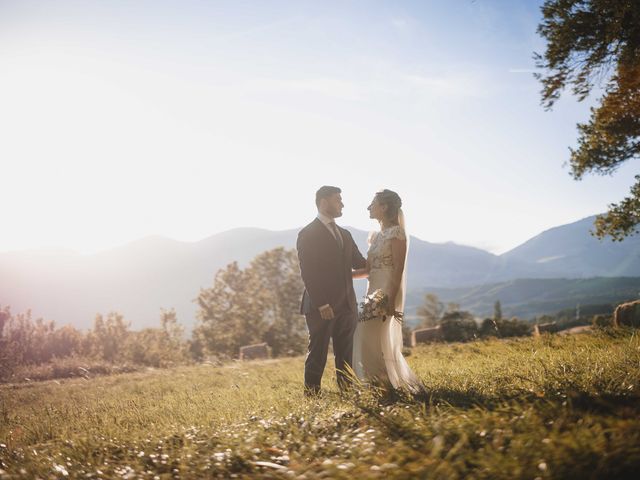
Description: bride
xmin=352 ymin=189 xmax=421 ymax=391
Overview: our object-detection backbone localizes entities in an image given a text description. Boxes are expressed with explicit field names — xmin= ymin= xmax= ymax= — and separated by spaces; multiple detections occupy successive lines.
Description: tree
xmin=480 ymin=318 xmax=499 ymax=337
xmin=122 ymin=307 xmax=190 ymax=366
xmin=0 ymin=306 xmax=13 ymax=379
xmin=440 ymin=311 xmax=478 ymax=342
xmin=160 ymin=308 xmax=184 ymax=346
xmin=194 ymin=249 xmax=307 ymax=359
xmin=249 ymin=248 xmax=306 ymax=357
xmin=481 ymin=316 xmax=532 ymax=339
xmin=535 ymin=0 xmax=640 ymax=240
xmin=446 ymin=302 xmax=461 ymax=313
xmin=194 ymin=262 xmax=266 ymax=358
xmin=49 ymin=324 xmax=83 ymax=360
xmin=0 ymin=307 xmax=7 ymax=336
xmin=125 ymin=317 xmax=189 ymax=368
xmin=87 ymin=312 xmax=130 ymax=362
xmin=416 ymin=293 xmax=445 ymax=328
xmin=493 ymin=300 xmax=503 ymax=321
xmin=0 ymin=306 xmax=85 ymax=377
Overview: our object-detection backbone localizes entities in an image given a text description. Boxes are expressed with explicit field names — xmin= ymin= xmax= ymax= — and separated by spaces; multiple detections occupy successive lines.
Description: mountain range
xmin=2 ymin=215 xmax=640 ymax=330
xmin=404 ymin=277 xmax=640 ymax=323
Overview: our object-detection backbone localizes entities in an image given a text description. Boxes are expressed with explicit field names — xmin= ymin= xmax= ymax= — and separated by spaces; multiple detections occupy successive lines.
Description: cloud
xmin=241 ymin=77 xmax=370 ymax=101
xmin=232 ymin=69 xmax=490 ymax=104
xmin=391 ymin=17 xmax=410 ymax=31
xmin=400 ymin=72 xmax=487 ymax=98
xmin=508 ymin=68 xmax=536 ymax=74
xmin=212 ymin=16 xmax=305 ymax=44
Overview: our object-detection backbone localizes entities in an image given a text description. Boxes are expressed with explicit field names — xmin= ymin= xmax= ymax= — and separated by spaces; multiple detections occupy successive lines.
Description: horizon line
xmin=0 ymin=213 xmax=602 ymax=257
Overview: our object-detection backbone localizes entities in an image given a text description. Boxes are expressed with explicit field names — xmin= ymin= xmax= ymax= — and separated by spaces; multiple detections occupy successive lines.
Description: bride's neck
xmin=379 ymin=218 xmax=399 ymax=230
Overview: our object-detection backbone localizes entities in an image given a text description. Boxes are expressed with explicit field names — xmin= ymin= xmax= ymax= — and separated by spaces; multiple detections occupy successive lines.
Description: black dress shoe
xmin=304 ymin=385 xmax=321 ymax=397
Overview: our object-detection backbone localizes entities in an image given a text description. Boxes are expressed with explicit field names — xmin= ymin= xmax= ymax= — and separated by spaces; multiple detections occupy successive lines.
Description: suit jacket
xmin=297 ymin=218 xmax=367 ymax=315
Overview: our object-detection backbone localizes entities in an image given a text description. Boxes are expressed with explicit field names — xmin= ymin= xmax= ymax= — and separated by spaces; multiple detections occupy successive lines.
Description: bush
xmin=0 ymin=305 xmax=192 ymax=382
xmin=479 ymin=317 xmax=531 ymax=339
xmin=593 ymin=314 xmax=614 ymax=329
xmin=496 ymin=317 xmax=532 ymax=337
xmin=440 ymin=311 xmax=478 ymax=342
xmin=125 ymin=328 xmax=189 ymax=368
xmin=480 ymin=318 xmax=499 ymax=337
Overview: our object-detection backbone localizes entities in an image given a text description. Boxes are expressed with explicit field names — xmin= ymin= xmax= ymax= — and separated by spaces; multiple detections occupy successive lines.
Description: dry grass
xmin=1 ymin=329 xmax=639 ymax=479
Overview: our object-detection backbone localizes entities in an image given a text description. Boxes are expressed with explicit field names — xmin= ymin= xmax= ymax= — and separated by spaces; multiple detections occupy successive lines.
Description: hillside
xmin=501 ymin=215 xmax=640 ymax=277
xmin=0 ymin=227 xmax=501 ymax=330
xmin=1 ymin=331 xmax=639 ymax=478
xmin=3 ymin=214 xmax=640 ymax=330
xmin=405 ymin=276 xmax=640 ymax=321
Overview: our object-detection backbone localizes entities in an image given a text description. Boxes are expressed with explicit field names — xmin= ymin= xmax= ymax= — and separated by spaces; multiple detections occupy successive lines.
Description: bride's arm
xmin=387 ymin=238 xmax=407 ymax=313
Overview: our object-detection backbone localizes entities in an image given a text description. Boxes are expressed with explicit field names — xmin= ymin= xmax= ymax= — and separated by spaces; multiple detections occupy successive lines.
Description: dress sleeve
xmin=367 ymin=231 xmax=377 ymax=246
xmin=387 ymin=226 xmax=406 ymax=241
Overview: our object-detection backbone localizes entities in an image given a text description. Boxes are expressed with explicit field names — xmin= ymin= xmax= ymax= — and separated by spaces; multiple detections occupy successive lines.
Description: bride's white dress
xmin=352 ymin=225 xmax=421 ymax=390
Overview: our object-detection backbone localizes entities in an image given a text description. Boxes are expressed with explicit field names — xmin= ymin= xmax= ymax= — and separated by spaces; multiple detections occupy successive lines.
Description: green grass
xmin=2 ymin=329 xmax=640 ymax=479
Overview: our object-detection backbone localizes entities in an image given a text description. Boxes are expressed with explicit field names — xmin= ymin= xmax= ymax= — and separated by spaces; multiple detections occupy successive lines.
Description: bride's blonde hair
xmin=375 ymin=189 xmax=402 ymax=223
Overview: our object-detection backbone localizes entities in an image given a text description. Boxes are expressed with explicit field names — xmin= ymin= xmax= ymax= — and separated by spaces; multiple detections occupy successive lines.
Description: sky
xmin=1 ymin=0 xmax=637 ymax=255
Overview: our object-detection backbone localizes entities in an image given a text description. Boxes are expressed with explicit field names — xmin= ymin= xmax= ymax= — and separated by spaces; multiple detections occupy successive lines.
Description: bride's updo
xmin=375 ymin=189 xmax=402 ymax=223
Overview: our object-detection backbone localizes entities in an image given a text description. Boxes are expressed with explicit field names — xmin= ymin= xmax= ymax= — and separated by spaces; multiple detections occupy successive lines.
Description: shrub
xmin=593 ymin=314 xmax=614 ymax=329
xmin=480 ymin=318 xmax=499 ymax=337
xmin=496 ymin=317 xmax=532 ymax=337
xmin=440 ymin=311 xmax=478 ymax=342
xmin=479 ymin=317 xmax=531 ymax=339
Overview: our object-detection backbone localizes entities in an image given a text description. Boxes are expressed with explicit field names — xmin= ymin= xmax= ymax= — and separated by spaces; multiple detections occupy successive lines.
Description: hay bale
xmin=411 ymin=326 xmax=443 ymax=346
xmin=239 ymin=343 xmax=270 ymax=360
xmin=613 ymin=300 xmax=640 ymax=328
xmin=533 ymin=322 xmax=556 ymax=336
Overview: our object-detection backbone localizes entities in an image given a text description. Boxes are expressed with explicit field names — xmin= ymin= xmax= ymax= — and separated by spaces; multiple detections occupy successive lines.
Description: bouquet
xmin=359 ymin=289 xmax=404 ymax=323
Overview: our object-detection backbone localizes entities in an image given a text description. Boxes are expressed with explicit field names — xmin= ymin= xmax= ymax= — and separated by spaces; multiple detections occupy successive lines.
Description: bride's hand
xmin=386 ymin=304 xmax=396 ymax=317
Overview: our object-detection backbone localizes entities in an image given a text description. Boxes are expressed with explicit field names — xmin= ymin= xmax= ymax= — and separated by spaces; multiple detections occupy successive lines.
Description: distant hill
xmin=0 ymin=227 xmax=503 ymax=331
xmin=405 ymin=277 xmax=640 ymax=323
xmin=2 ymin=214 xmax=640 ymax=330
xmin=501 ymin=215 xmax=640 ymax=277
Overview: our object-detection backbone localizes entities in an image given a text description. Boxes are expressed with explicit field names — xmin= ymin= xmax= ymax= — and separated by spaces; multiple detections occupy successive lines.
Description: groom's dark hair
xmin=315 ymin=186 xmax=341 ymax=207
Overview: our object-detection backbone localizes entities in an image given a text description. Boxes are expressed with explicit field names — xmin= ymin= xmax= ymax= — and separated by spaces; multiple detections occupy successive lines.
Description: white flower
xmin=53 ymin=464 xmax=69 ymax=477
xmin=358 ymin=289 xmax=403 ymax=323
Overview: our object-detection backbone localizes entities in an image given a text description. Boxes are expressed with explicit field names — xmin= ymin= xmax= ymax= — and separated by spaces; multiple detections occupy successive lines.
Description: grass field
xmin=2 ymin=329 xmax=640 ymax=479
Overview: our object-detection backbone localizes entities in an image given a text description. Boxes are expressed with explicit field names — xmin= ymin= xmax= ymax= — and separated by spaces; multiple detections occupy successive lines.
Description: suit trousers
xmin=304 ymin=303 xmax=357 ymax=393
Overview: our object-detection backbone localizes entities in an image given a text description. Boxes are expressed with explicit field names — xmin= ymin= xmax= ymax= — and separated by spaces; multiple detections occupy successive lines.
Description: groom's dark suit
xmin=297 ymin=218 xmax=367 ymax=393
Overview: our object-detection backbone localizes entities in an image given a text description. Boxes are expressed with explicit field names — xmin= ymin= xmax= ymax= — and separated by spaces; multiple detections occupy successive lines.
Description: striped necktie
xmin=328 ymin=221 xmax=344 ymax=250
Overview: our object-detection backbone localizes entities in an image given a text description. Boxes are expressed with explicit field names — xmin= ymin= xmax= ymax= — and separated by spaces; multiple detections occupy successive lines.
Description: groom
xmin=297 ymin=186 xmax=367 ymax=395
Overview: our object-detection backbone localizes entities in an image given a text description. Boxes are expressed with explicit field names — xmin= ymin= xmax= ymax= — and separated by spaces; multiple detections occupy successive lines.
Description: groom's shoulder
xmin=338 ymin=224 xmax=354 ymax=238
xmin=298 ymin=218 xmax=320 ymax=237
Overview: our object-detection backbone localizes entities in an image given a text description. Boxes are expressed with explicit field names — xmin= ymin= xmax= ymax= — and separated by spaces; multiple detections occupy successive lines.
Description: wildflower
xmin=254 ymin=461 xmax=286 ymax=470
xmin=359 ymin=290 xmax=403 ymax=323
xmin=53 ymin=464 xmax=69 ymax=477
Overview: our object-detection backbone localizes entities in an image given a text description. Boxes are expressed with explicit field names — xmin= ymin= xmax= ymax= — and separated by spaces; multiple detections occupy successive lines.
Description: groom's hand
xmin=318 ymin=304 xmax=335 ymax=320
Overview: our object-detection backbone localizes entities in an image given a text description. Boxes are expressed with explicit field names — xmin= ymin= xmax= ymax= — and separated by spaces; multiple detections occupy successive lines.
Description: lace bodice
xmin=367 ymin=225 xmax=406 ymax=270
